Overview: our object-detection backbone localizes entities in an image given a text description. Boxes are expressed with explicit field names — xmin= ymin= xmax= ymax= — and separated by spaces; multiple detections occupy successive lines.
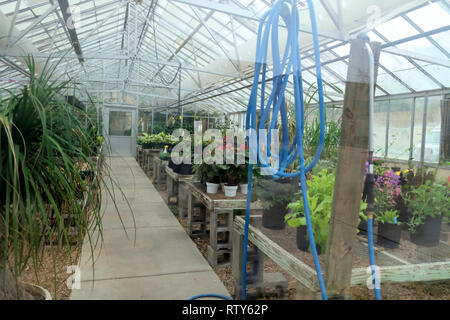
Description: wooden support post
xmin=325 ymin=39 xmax=381 ymax=299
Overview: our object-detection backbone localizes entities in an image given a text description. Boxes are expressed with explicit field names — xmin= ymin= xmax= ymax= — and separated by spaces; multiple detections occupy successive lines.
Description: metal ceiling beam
xmin=382 ymin=47 xmax=450 ymax=68
xmin=167 ymin=0 xmax=259 ymax=20
xmin=54 ymin=0 xmax=84 ymax=63
xmin=8 ymin=2 xmax=58 ymax=48
xmin=168 ymin=0 xmax=343 ymax=40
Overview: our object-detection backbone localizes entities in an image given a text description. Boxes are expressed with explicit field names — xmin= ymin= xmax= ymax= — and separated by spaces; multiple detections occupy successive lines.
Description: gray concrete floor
xmin=70 ymin=157 xmax=229 ymax=300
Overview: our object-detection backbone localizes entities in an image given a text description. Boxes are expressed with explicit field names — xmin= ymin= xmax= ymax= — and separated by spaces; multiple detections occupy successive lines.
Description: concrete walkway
xmin=70 ymin=157 xmax=229 ymax=300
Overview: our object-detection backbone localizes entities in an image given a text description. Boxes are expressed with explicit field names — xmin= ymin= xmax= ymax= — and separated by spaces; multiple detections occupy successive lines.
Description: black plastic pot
xmin=178 ymin=164 xmax=193 ymax=175
xmin=377 ymin=223 xmax=401 ymax=248
xmin=262 ymin=203 xmax=286 ymax=230
xmin=358 ymin=219 xmax=368 ymax=236
xmin=296 ymin=226 xmax=322 ymax=254
xmin=410 ymin=215 xmax=443 ymax=247
xmin=396 ymin=197 xmax=410 ymax=224
xmin=168 ymin=158 xmax=174 ymax=169
xmin=172 ymin=163 xmax=182 ymax=174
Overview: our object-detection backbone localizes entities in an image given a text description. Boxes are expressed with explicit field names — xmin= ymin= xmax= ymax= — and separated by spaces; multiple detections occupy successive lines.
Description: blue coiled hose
xmin=243 ymin=0 xmax=328 ymax=300
xmin=188 ymin=0 xmax=328 ymax=301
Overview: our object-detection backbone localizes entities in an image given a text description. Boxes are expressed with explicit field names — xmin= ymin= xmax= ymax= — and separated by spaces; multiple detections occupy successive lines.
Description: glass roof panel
xmin=397 ymin=38 xmax=449 ymax=60
xmin=406 ymin=2 xmax=449 ymax=32
xmin=376 ymin=73 xmax=411 ymax=94
xmin=375 ymin=16 xmax=419 ymax=42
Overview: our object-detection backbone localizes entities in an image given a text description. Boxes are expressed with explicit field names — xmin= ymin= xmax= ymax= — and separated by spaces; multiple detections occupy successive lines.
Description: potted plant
xmin=405 ymin=181 xmax=449 ymax=246
xmin=253 ymin=175 xmax=300 ymax=230
xmin=376 ymin=209 xmax=402 ymax=248
xmin=285 ymin=169 xmax=333 ymax=253
xmin=239 ymin=165 xmax=249 ymax=195
xmin=286 ymin=170 xmax=367 ymax=253
xmin=221 ymin=164 xmax=240 ymax=197
xmin=193 ymin=162 xmax=222 ymax=194
xmin=159 ymin=150 xmax=170 ymax=161
xmin=0 ymin=57 xmax=125 ymax=299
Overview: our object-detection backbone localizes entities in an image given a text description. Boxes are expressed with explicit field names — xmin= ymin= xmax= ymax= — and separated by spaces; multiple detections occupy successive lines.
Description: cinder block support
xmin=187 ymin=190 xmax=207 ymax=236
xmin=178 ymin=183 xmax=190 ymax=218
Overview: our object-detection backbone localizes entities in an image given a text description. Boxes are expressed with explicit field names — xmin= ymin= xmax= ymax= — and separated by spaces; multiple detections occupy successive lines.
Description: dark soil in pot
xmin=296 ymin=226 xmax=322 ymax=254
xmin=410 ymin=215 xmax=443 ymax=247
xmin=262 ymin=203 xmax=286 ymax=230
xmin=377 ymin=223 xmax=402 ymax=248
xmin=178 ymin=163 xmax=193 ymax=175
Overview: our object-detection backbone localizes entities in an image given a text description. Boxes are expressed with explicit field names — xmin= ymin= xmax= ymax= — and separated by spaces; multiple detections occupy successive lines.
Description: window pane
xmin=424 ymin=96 xmax=442 ymax=163
xmin=109 ymin=111 xmax=132 ymax=136
xmin=412 ymin=97 xmax=425 ymax=162
xmin=374 ymin=100 xmax=388 ymax=158
xmin=387 ymin=99 xmax=413 ymax=161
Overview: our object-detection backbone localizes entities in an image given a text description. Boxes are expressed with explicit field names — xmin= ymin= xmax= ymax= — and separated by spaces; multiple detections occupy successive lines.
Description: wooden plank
xmin=325 ymin=39 xmax=382 ymax=299
xmin=350 ymin=261 xmax=450 ymax=286
xmin=186 ymin=181 xmax=262 ymax=210
xmin=234 ymin=216 xmax=319 ymax=290
xmin=164 ymin=166 xmax=194 ymax=182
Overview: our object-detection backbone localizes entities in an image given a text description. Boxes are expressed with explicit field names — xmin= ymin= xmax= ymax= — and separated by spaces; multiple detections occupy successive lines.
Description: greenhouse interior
xmin=0 ymin=0 xmax=449 ymax=302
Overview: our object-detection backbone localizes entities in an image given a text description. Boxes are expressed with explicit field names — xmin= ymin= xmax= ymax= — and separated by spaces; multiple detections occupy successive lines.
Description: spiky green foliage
xmin=0 ymin=57 xmax=131 ymax=299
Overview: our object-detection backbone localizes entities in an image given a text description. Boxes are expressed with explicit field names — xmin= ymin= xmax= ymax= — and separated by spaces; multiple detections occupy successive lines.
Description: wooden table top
xmin=186 ymin=181 xmax=262 ymax=210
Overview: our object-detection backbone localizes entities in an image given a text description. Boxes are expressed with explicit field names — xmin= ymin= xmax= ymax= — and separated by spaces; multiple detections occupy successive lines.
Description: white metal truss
xmin=0 ymin=0 xmax=448 ymax=116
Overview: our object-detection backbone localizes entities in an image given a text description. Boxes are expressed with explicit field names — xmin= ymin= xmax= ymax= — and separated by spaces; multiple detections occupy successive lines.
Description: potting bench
xmin=136 ymin=145 xmax=144 ymax=166
xmin=152 ymin=157 xmax=168 ymax=190
xmin=165 ymin=166 xmax=196 ymax=216
xmin=232 ymin=215 xmax=450 ymax=299
xmin=185 ymin=182 xmax=263 ymax=267
xmin=141 ymin=149 xmax=161 ymax=174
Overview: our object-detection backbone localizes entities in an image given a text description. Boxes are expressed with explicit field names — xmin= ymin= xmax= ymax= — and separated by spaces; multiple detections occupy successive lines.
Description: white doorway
xmin=103 ymin=105 xmax=138 ymax=157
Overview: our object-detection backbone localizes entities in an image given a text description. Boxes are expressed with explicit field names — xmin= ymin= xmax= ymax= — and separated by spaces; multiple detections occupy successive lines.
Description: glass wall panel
xmin=387 ymin=98 xmax=413 ymax=160
xmin=424 ymin=96 xmax=442 ymax=163
xmin=412 ymin=97 xmax=425 ymax=162
xmin=373 ymin=100 xmax=389 ymax=158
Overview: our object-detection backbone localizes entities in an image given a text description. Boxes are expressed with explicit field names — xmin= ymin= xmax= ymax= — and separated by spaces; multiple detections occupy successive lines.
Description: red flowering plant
xmin=218 ymin=137 xmax=249 ymax=186
xmin=193 ymin=134 xmax=249 ymax=186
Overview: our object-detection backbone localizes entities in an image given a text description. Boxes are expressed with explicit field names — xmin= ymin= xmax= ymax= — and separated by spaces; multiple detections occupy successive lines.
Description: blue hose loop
xmin=187 ymin=294 xmax=233 ymax=301
xmin=243 ymin=0 xmax=328 ymax=300
xmin=367 ymin=218 xmax=381 ymax=300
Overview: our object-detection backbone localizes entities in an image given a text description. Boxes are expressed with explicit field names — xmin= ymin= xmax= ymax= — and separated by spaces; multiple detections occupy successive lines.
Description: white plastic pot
xmin=239 ymin=183 xmax=248 ymax=195
xmin=224 ymin=185 xmax=238 ymax=197
xmin=206 ymin=182 xmax=219 ymax=194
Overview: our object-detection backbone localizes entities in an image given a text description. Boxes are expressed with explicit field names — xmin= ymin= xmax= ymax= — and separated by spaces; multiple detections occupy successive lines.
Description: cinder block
xmin=207 ymin=246 xmax=232 ymax=268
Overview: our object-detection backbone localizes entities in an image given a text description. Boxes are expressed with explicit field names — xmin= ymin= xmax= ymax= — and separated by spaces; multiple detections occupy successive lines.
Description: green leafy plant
xmin=0 ymin=57 xmax=130 ymax=299
xmin=159 ymin=151 xmax=170 ymax=161
xmin=376 ymin=209 xmax=401 ymax=225
xmin=404 ymin=181 xmax=450 ymax=232
xmin=138 ymin=132 xmax=178 ymax=149
xmin=285 ymin=169 xmax=367 ymax=252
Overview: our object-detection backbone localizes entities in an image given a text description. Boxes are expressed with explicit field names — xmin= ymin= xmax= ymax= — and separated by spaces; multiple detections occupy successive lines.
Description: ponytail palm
xmin=0 ymin=57 xmax=130 ymax=299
